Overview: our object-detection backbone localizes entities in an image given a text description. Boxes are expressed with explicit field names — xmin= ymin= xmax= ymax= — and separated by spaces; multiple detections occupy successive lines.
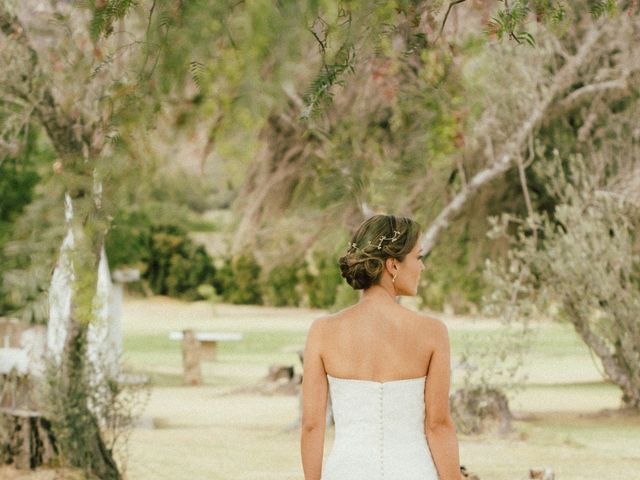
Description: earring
xmin=392 ymin=274 xmax=397 ymax=283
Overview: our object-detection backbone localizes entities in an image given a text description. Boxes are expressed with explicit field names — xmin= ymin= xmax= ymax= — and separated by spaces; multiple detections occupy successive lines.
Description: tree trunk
xmin=59 ymin=320 xmax=121 ymax=479
xmin=566 ymin=300 xmax=640 ymax=410
xmin=231 ymin=104 xmax=318 ymax=254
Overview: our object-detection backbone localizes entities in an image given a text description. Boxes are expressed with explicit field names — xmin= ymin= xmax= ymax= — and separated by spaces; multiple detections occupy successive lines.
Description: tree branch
xmin=0 ymin=7 xmax=37 ymax=69
xmin=552 ymin=78 xmax=629 ymax=115
xmin=516 ymin=152 xmax=537 ymax=244
xmin=418 ymin=24 xmax=606 ymax=255
xmin=0 ymin=4 xmax=86 ymax=159
xmin=437 ymin=0 xmax=467 ymax=41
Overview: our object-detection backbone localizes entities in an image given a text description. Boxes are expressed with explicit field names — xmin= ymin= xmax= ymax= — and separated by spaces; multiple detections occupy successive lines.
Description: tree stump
xmin=181 ymin=329 xmax=202 ymax=386
xmin=0 ymin=409 xmax=57 ymax=469
xmin=460 ymin=465 xmax=481 ymax=479
xmin=450 ymin=386 xmax=512 ymax=435
xmin=267 ymin=365 xmax=294 ymax=382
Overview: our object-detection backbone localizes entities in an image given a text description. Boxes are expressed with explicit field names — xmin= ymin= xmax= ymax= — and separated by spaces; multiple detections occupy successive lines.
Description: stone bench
xmin=168 ymin=331 xmax=242 ymax=361
xmin=169 ymin=330 xmax=243 ymax=385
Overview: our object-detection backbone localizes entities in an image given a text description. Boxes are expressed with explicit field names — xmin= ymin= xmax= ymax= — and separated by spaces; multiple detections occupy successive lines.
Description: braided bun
xmin=338 ymin=254 xmax=384 ymax=290
xmin=338 ymin=214 xmax=422 ymax=291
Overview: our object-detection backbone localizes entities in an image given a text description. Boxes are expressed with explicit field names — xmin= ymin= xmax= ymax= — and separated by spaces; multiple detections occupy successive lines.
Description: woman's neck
xmin=359 ymin=284 xmax=398 ymax=305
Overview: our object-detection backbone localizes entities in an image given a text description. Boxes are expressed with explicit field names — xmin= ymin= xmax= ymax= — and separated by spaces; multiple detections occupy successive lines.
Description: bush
xmin=104 ymin=210 xmax=150 ymax=270
xmin=416 ymin=224 xmax=485 ymax=314
xmin=142 ymin=225 xmax=216 ymax=300
xmin=212 ymin=253 xmax=263 ymax=304
xmin=301 ymin=251 xmax=342 ymax=309
xmin=330 ymin=282 xmax=360 ymax=312
xmin=105 ymin=217 xmax=216 ymax=300
xmin=450 ymin=385 xmax=512 ymax=435
xmin=264 ymin=261 xmax=303 ymax=307
xmin=0 ymin=128 xmax=54 ymax=316
xmin=163 ymin=246 xmax=216 ymax=300
xmin=0 ymin=128 xmax=50 ymax=229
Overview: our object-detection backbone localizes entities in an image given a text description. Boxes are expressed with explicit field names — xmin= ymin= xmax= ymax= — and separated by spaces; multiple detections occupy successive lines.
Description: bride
xmin=300 ymin=214 xmax=462 ymax=480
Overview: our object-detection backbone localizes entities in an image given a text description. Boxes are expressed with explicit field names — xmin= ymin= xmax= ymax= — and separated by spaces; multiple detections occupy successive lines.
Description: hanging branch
xmin=301 ymin=9 xmax=357 ymax=119
xmin=516 ymin=151 xmax=537 ymax=244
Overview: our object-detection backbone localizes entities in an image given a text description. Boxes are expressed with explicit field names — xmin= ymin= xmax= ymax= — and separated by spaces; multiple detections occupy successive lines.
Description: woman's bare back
xmin=320 ymin=301 xmax=439 ymax=383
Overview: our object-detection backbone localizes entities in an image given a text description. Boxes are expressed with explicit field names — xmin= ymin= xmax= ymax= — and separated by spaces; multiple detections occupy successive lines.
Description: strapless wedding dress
xmin=321 ymin=374 xmax=439 ymax=480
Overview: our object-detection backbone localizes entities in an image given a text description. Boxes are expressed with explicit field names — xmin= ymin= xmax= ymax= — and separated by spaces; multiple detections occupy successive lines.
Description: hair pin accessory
xmin=347 ymin=229 xmax=402 ymax=252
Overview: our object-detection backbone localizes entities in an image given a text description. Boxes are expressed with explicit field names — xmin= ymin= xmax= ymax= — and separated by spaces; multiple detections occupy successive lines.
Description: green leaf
xmin=189 ymin=61 xmax=206 ymax=92
xmin=88 ymin=0 xmax=136 ymax=41
xmin=590 ymin=0 xmax=618 ymax=19
xmin=517 ymin=31 xmax=536 ymax=47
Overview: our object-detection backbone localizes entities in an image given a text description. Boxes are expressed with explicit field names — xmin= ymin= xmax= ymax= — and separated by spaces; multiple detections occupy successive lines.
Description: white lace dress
xmin=321 ymin=374 xmax=439 ymax=480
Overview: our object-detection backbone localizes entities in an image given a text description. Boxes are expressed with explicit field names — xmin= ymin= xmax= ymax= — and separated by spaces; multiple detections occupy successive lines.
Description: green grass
xmin=117 ymin=297 xmax=639 ymax=480
xmin=185 ymin=218 xmax=220 ymax=232
xmin=219 ymin=330 xmax=306 ymax=355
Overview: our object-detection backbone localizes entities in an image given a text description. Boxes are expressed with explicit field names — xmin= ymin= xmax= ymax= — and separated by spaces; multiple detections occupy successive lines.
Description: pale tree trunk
xmin=45 ymin=167 xmax=120 ymax=479
xmin=231 ymin=103 xmax=319 ymax=254
xmin=566 ymin=300 xmax=640 ymax=410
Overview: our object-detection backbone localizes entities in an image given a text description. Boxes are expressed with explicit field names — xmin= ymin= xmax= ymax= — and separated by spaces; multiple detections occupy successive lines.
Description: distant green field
xmin=117 ymin=297 xmax=640 ymax=480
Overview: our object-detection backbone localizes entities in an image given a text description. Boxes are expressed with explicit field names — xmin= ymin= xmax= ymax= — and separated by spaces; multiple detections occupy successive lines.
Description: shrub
xmin=330 ymin=282 xmax=360 ymax=312
xmin=0 ymin=127 xmax=50 ymax=232
xmin=142 ymin=225 xmax=216 ymax=300
xmin=264 ymin=261 xmax=303 ymax=307
xmin=105 ymin=217 xmax=216 ymax=300
xmin=104 ymin=210 xmax=150 ymax=270
xmin=301 ymin=251 xmax=342 ymax=309
xmin=212 ymin=253 xmax=263 ymax=304
xmin=416 ymin=225 xmax=485 ymax=314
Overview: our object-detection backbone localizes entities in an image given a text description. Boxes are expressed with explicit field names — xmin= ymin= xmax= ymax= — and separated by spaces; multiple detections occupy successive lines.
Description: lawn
xmin=3 ymin=295 xmax=638 ymax=480
xmin=118 ymin=296 xmax=638 ymax=480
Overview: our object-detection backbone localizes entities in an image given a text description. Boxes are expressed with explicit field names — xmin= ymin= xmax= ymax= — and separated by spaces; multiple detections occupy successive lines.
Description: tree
xmin=0 ymin=1 xmax=153 ymax=476
xmin=154 ymin=0 xmax=637 ymax=266
xmin=486 ymin=152 xmax=640 ymax=409
xmin=418 ymin=3 xmax=640 ymax=253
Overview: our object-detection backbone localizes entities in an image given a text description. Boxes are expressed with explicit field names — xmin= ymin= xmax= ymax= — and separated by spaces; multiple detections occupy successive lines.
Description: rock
xmin=529 ymin=467 xmax=555 ymax=480
xmin=267 ymin=365 xmax=294 ymax=382
xmin=460 ymin=465 xmax=480 ymax=479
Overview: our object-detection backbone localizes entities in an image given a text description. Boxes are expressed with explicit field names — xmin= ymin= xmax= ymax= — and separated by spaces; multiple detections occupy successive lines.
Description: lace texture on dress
xmin=321 ymin=375 xmax=439 ymax=480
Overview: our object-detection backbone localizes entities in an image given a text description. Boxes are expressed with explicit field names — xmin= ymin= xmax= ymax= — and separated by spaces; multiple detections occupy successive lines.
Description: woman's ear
xmin=385 ymin=257 xmax=396 ymax=274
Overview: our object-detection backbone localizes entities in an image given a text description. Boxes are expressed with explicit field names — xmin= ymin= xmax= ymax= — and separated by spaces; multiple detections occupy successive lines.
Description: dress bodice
xmin=321 ymin=374 xmax=439 ymax=480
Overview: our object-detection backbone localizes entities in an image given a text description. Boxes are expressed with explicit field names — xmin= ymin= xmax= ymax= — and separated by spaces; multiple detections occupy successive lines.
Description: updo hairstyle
xmin=338 ymin=214 xmax=422 ymax=290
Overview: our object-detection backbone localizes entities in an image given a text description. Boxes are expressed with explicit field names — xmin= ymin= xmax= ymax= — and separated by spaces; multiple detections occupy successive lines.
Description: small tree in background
xmin=485 ymin=153 xmax=640 ymax=410
xmin=450 ymin=235 xmax=537 ymax=435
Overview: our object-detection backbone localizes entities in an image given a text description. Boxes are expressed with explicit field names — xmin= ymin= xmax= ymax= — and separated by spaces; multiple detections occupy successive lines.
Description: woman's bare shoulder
xmin=320 ymin=303 xmax=363 ymax=322
xmin=307 ymin=308 xmax=342 ymax=332
xmin=411 ymin=312 xmax=447 ymax=336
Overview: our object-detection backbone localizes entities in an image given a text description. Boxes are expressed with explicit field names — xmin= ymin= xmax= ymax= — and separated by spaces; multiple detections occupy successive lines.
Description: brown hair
xmin=338 ymin=214 xmax=422 ymax=290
